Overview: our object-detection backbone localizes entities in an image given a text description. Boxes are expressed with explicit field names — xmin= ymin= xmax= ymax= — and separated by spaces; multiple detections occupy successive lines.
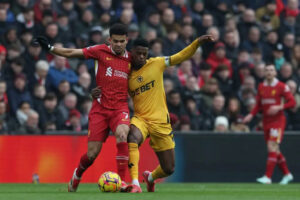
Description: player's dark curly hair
xmin=132 ymin=38 xmax=149 ymax=48
xmin=109 ymin=23 xmax=128 ymax=36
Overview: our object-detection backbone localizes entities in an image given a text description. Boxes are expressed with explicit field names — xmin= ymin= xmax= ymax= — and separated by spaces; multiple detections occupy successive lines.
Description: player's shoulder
xmin=86 ymin=44 xmax=107 ymax=51
xmin=277 ymin=81 xmax=290 ymax=92
xmin=148 ymin=57 xmax=164 ymax=63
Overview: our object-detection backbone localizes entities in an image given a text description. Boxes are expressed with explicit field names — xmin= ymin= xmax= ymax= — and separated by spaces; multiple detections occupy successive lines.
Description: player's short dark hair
xmin=109 ymin=23 xmax=128 ymax=36
xmin=44 ymin=92 xmax=57 ymax=101
xmin=132 ymin=38 xmax=149 ymax=48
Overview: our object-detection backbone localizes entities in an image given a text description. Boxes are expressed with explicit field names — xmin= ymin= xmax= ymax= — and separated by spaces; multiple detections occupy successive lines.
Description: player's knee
xmin=115 ymin=125 xmax=129 ymax=142
xmin=128 ymin=132 xmax=141 ymax=144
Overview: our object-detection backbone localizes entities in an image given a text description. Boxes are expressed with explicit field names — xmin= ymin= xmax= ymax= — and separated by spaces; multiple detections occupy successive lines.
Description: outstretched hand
xmin=33 ymin=36 xmax=53 ymax=51
xmin=198 ymin=35 xmax=215 ymax=45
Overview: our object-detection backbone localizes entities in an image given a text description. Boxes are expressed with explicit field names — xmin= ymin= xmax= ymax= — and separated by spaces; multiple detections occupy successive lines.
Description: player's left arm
xmin=164 ymin=35 xmax=214 ymax=67
xmin=281 ymin=84 xmax=296 ymax=110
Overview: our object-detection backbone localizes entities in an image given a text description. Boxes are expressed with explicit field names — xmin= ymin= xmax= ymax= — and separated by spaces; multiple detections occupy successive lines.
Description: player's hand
xmin=242 ymin=114 xmax=253 ymax=124
xmin=198 ymin=35 xmax=214 ymax=45
xmin=267 ymin=105 xmax=283 ymax=115
xmin=33 ymin=36 xmax=53 ymax=51
xmin=91 ymin=86 xmax=102 ymax=99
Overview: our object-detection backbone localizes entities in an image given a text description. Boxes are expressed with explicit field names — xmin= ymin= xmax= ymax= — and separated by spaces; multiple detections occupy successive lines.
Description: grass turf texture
xmin=0 ymin=183 xmax=299 ymax=200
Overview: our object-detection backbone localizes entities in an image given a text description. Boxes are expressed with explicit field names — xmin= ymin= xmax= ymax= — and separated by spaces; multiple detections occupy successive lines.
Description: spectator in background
xmin=200 ymin=77 xmax=220 ymax=108
xmin=162 ymin=28 xmax=185 ymax=56
xmin=241 ymin=26 xmax=263 ymax=53
xmin=16 ymin=110 xmax=41 ymax=134
xmin=119 ymin=8 xmax=136 ymax=25
xmin=16 ymin=7 xmax=35 ymax=33
xmin=291 ymin=43 xmax=300 ymax=69
xmin=16 ymin=101 xmax=34 ymax=126
xmin=253 ymin=62 xmax=265 ymax=84
xmin=286 ymin=79 xmax=300 ymax=130
xmin=58 ymin=0 xmax=78 ymax=22
xmin=4 ymin=57 xmax=24 ymax=87
xmin=0 ymin=0 xmax=15 ymax=22
xmin=167 ymin=90 xmax=186 ymax=121
xmin=2 ymin=27 xmax=22 ymax=48
xmin=256 ymin=0 xmax=280 ymax=30
xmin=250 ymin=48 xmax=264 ymax=66
xmin=282 ymin=32 xmax=295 ymax=62
xmin=11 ymin=0 xmax=32 ymax=16
xmin=179 ymin=115 xmax=191 ymax=131
xmin=34 ymin=9 xmax=55 ymax=36
xmin=185 ymin=96 xmax=202 ymax=130
xmin=262 ymin=30 xmax=278 ymax=62
xmin=39 ymin=92 xmax=63 ymax=131
xmin=161 ymin=8 xmax=180 ymax=33
xmin=206 ymin=42 xmax=232 ymax=76
xmin=7 ymin=74 xmax=32 ymax=115
xmin=179 ymin=24 xmax=194 ymax=46
xmin=223 ymin=30 xmax=239 ymax=62
xmin=32 ymin=84 xmax=46 ymax=112
xmin=28 ymin=60 xmax=50 ymax=92
xmin=57 ymin=80 xmax=71 ymax=103
xmin=144 ymin=28 xmax=157 ymax=43
xmin=164 ymin=78 xmax=174 ymax=96
xmin=92 ymin=0 xmax=114 ymax=20
xmin=0 ymin=80 xmax=8 ymax=110
xmin=230 ymin=116 xmax=250 ymax=133
xmin=213 ymin=64 xmax=233 ymax=98
xmin=149 ymin=38 xmax=163 ymax=57
xmin=198 ymin=12 xmax=214 ymax=36
xmin=115 ymin=0 xmax=138 ymax=24
xmin=64 ymin=109 xmax=82 ymax=131
xmin=71 ymin=72 xmax=91 ymax=104
xmin=177 ymin=60 xmax=193 ymax=86
xmin=23 ymin=41 xmax=45 ymax=77
xmin=57 ymin=13 xmax=73 ymax=46
xmin=47 ymin=55 xmax=78 ymax=90
xmin=273 ymin=43 xmax=286 ymax=70
xmin=0 ymin=101 xmax=9 ymax=134
xmin=0 ymin=45 xmax=6 ymax=70
xmin=238 ymin=9 xmax=257 ymax=42
xmin=278 ymin=62 xmax=296 ymax=83
xmin=74 ymin=8 xmax=95 ymax=37
xmin=214 ymin=116 xmax=229 ymax=132
xmin=0 ymin=8 xmax=10 ymax=36
xmin=197 ymin=62 xmax=212 ymax=89
xmin=140 ymin=10 xmax=165 ymax=38
xmin=126 ymin=24 xmax=139 ymax=50
xmin=80 ymin=97 xmax=92 ymax=130
xmin=191 ymin=48 xmax=202 ymax=76
xmin=58 ymin=92 xmax=77 ymax=123
xmin=33 ymin=0 xmax=56 ymax=23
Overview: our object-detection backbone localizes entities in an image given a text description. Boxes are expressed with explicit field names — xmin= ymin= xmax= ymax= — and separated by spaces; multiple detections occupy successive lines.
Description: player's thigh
xmin=87 ymin=141 xmax=103 ymax=160
xmin=156 ymin=148 xmax=175 ymax=175
xmin=109 ymin=109 xmax=130 ymax=142
xmin=149 ymin=125 xmax=175 ymax=152
xmin=130 ymin=116 xmax=149 ymax=146
xmin=88 ymin=109 xmax=110 ymax=143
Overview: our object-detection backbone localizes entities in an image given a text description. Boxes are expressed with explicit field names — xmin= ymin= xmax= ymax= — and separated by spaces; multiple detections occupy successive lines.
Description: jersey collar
xmin=263 ymin=78 xmax=278 ymax=87
xmin=109 ymin=45 xmax=128 ymax=58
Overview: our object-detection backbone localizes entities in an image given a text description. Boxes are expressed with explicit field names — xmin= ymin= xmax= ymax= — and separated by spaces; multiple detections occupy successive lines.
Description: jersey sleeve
xmin=150 ymin=57 xmax=169 ymax=72
xmin=282 ymin=83 xmax=296 ymax=109
xmin=82 ymin=45 xmax=102 ymax=60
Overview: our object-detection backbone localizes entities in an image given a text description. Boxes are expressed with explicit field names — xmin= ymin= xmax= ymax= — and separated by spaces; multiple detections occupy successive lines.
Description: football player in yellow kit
xmin=92 ymin=35 xmax=214 ymax=193
xmin=125 ymin=35 xmax=214 ymax=193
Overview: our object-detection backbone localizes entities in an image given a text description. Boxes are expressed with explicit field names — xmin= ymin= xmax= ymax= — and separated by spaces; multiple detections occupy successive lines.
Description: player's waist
xmin=132 ymin=114 xmax=171 ymax=125
xmin=92 ymin=99 xmax=128 ymax=110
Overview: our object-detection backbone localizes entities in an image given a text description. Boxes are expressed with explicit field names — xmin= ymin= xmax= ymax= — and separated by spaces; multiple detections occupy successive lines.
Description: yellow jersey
xmin=129 ymin=57 xmax=170 ymax=124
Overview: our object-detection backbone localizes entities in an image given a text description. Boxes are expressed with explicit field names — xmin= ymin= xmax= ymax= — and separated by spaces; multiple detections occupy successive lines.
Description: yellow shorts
xmin=131 ymin=116 xmax=175 ymax=152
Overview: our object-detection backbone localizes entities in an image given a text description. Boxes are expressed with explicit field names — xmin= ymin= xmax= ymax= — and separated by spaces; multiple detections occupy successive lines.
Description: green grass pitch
xmin=0 ymin=183 xmax=299 ymax=200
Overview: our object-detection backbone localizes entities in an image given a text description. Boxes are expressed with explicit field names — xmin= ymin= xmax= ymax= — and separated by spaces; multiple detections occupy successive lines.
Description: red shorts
xmin=88 ymin=103 xmax=130 ymax=142
xmin=263 ymin=116 xmax=286 ymax=144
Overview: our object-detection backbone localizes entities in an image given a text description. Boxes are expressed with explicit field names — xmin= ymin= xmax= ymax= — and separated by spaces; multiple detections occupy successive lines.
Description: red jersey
xmin=82 ymin=44 xmax=131 ymax=110
xmin=250 ymin=78 xmax=296 ymax=123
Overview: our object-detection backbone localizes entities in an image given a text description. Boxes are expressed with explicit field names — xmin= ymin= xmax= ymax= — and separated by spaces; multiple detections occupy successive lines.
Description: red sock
xmin=265 ymin=152 xmax=277 ymax=178
xmin=277 ymin=152 xmax=290 ymax=175
xmin=76 ymin=153 xmax=94 ymax=177
xmin=116 ymin=142 xmax=129 ymax=181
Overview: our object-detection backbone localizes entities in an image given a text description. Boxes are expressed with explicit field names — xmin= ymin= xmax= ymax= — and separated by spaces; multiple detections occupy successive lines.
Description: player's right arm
xmin=168 ymin=35 xmax=214 ymax=66
xmin=34 ymin=36 xmax=85 ymax=58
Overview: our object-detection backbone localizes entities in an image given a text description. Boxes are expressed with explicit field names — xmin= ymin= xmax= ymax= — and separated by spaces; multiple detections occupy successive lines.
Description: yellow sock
xmin=152 ymin=165 xmax=168 ymax=180
xmin=128 ymin=143 xmax=139 ymax=181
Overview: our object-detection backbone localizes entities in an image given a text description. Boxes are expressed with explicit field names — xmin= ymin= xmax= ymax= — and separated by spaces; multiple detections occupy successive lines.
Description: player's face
xmin=265 ymin=65 xmax=276 ymax=80
xmin=131 ymin=46 xmax=148 ymax=69
xmin=109 ymin=34 xmax=128 ymax=55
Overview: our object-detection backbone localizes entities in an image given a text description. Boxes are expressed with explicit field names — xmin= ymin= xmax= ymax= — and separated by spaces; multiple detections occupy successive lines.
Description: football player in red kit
xmin=243 ymin=64 xmax=296 ymax=185
xmin=34 ymin=23 xmax=131 ymax=192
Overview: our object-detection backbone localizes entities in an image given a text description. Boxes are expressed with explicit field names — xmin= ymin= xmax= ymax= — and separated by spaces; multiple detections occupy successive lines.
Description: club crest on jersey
xmin=271 ymin=89 xmax=276 ymax=96
xmin=137 ymin=76 xmax=143 ymax=83
xmin=105 ymin=66 xmax=113 ymax=77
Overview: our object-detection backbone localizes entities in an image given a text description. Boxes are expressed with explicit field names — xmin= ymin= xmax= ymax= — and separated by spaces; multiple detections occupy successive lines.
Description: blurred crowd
xmin=1 ymin=0 xmax=300 ymax=134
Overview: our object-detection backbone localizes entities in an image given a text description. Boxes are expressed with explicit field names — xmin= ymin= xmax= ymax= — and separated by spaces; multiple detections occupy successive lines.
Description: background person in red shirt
xmin=34 ymin=23 xmax=131 ymax=192
xmin=243 ymin=64 xmax=296 ymax=185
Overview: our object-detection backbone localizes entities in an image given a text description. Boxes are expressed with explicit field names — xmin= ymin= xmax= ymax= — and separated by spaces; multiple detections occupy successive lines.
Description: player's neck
xmin=132 ymin=64 xmax=142 ymax=70
xmin=266 ymin=78 xmax=274 ymax=85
